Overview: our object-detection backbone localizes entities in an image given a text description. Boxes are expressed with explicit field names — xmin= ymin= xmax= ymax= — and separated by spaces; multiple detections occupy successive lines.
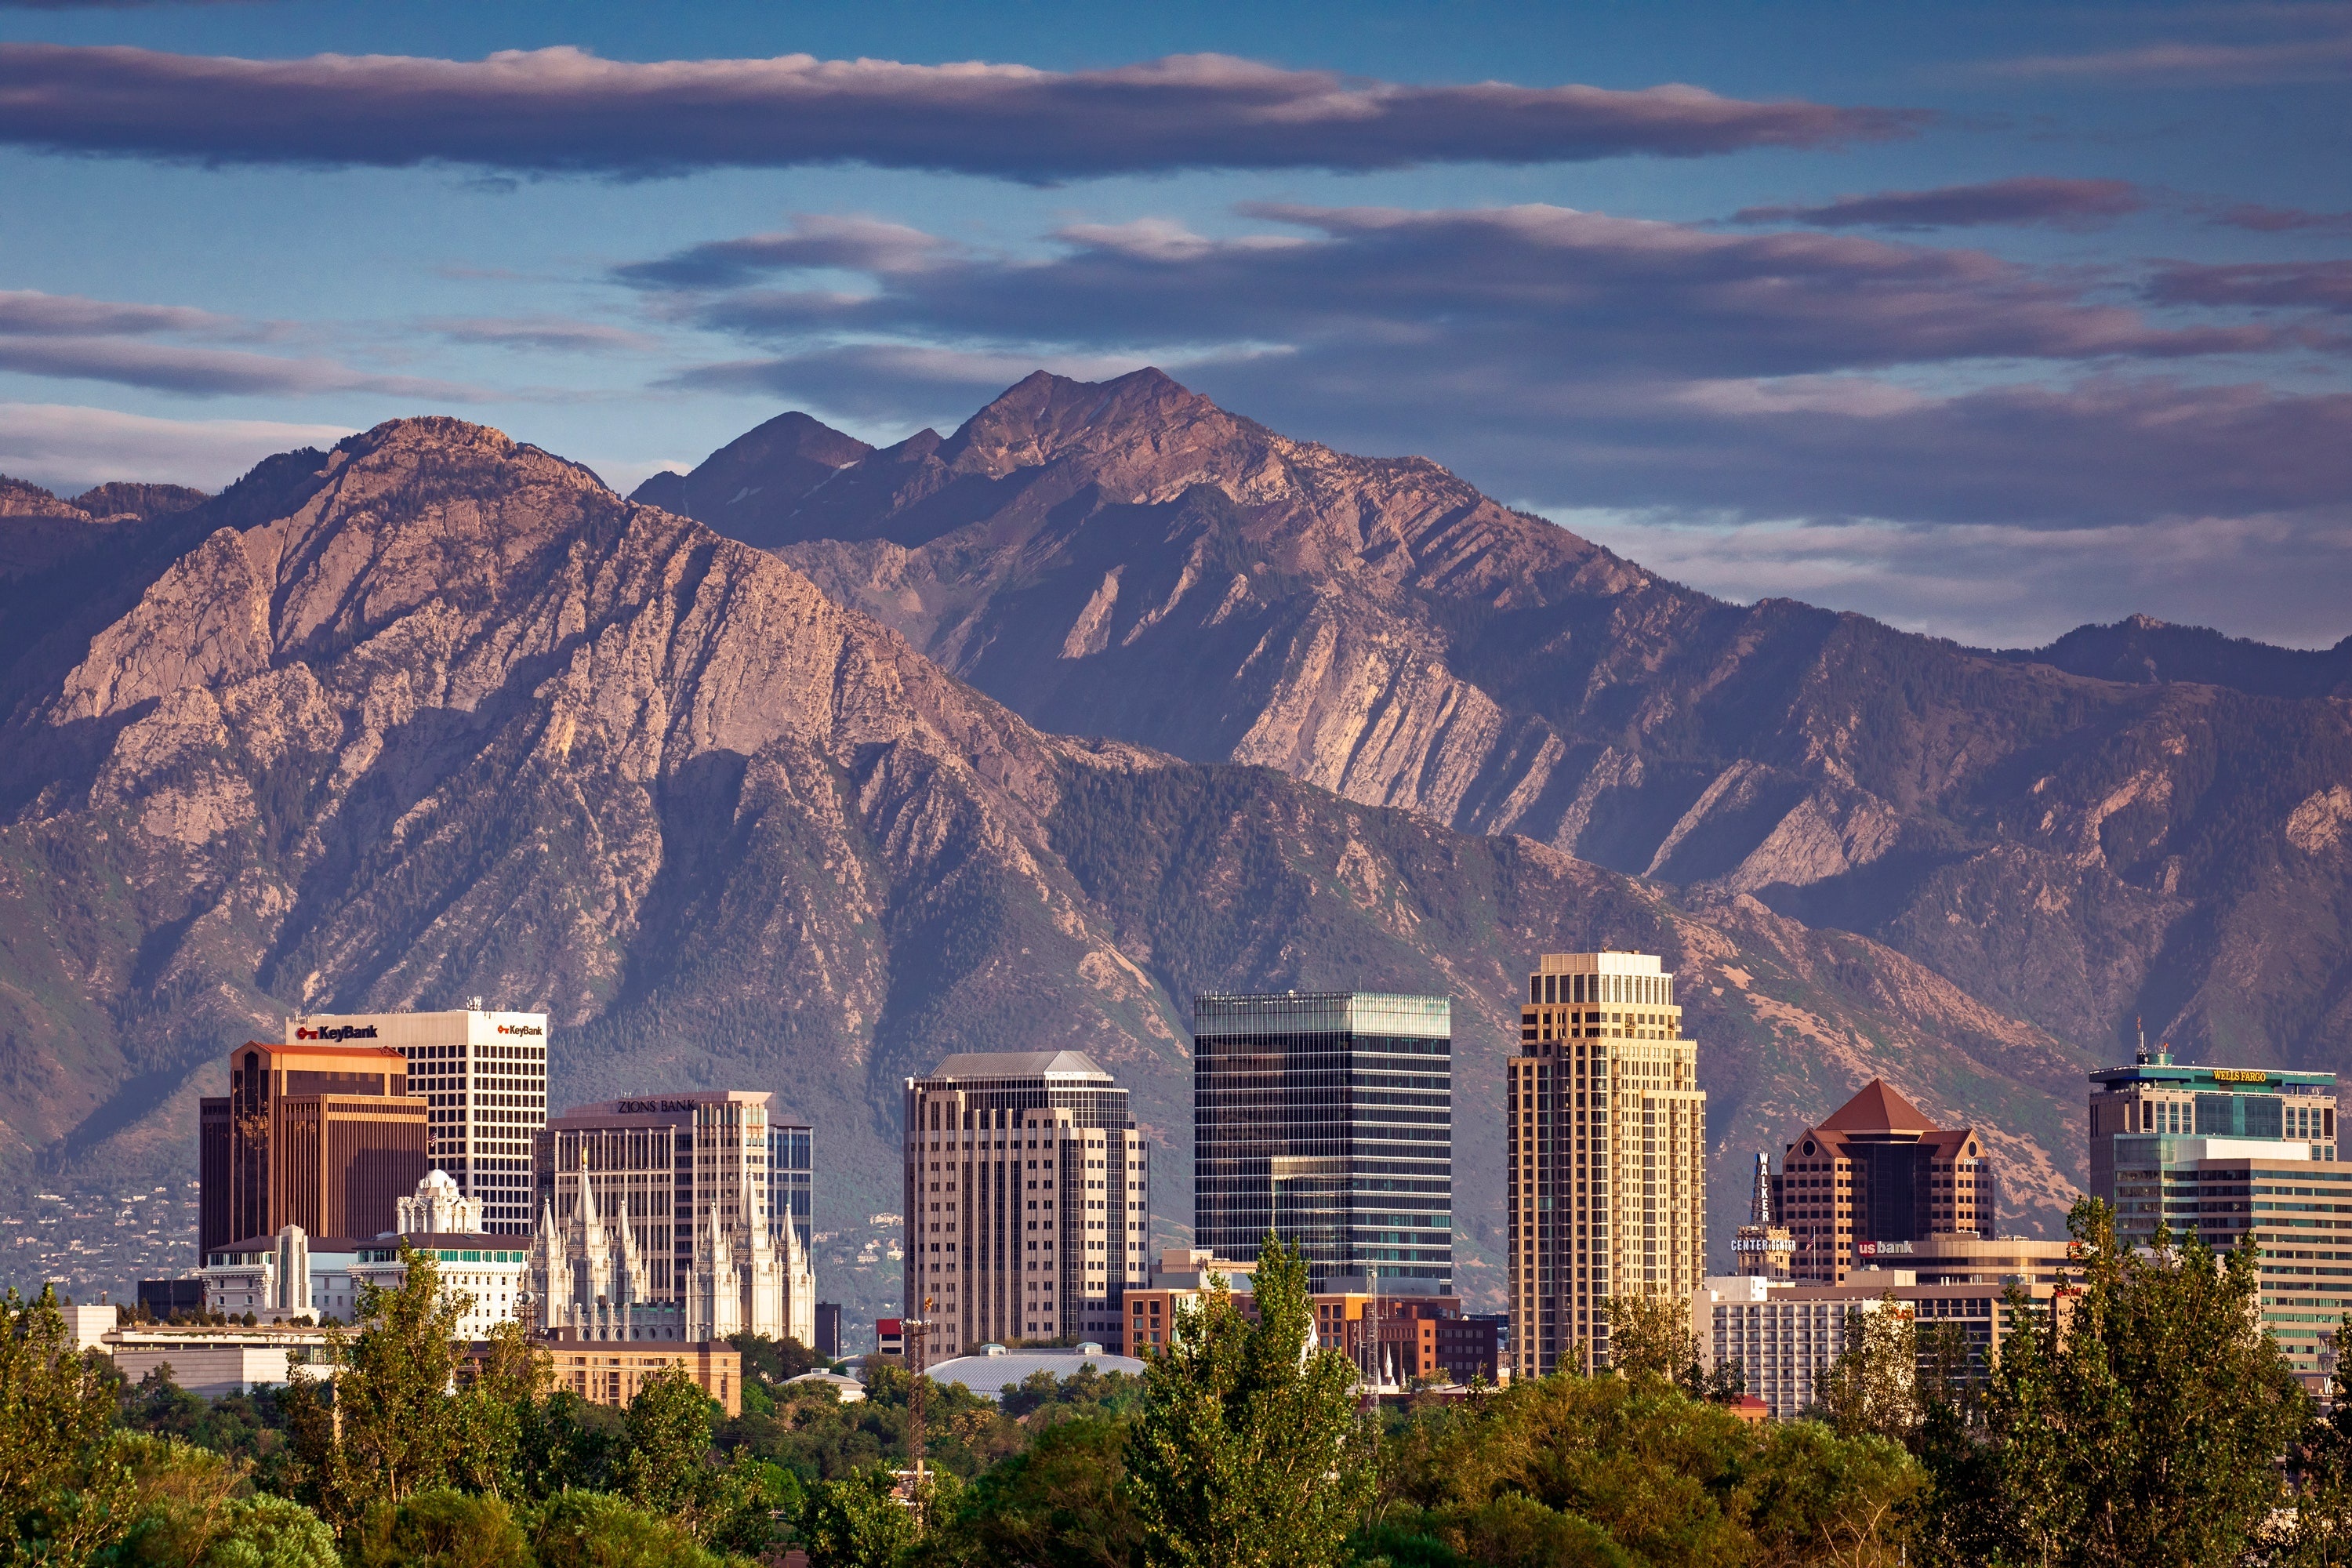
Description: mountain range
xmin=2 ymin=369 xmax=2346 ymax=1319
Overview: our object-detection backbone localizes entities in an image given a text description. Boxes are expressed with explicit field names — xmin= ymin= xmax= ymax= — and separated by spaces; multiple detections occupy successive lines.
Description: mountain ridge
xmin=1 ymin=412 xmax=2100 ymax=1316
xmin=641 ymin=368 xmax=2352 ymax=1085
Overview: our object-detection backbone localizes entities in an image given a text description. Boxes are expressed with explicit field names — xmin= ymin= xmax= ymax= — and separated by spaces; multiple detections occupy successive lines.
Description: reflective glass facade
xmin=1192 ymin=993 xmax=1453 ymax=1290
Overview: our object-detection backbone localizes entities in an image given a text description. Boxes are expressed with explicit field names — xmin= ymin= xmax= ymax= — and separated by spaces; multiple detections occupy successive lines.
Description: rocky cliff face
xmin=0 ymin=417 xmax=2092 ymax=1312
xmin=648 ymin=369 xmax=2352 ymax=1083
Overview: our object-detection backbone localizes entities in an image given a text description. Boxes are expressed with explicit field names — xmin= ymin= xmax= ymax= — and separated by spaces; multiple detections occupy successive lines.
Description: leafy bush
xmin=353 ymin=1488 xmax=532 ymax=1568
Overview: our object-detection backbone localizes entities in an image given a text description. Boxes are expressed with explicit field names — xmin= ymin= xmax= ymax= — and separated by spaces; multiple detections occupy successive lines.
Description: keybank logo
xmin=296 ymin=1025 xmax=380 ymax=1042
xmin=496 ymin=1024 xmax=544 ymax=1036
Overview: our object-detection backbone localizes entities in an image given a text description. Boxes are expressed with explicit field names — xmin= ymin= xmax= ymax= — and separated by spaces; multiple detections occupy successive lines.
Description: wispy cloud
xmin=423 ymin=316 xmax=662 ymax=353
xmin=0 ymin=45 xmax=1923 ymax=181
xmin=2209 ymin=202 xmax=2352 ymax=234
xmin=1989 ymin=31 xmax=2352 ymax=84
xmin=622 ymin=202 xmax=2350 ymax=541
xmin=1732 ymin=177 xmax=2147 ymax=231
xmin=0 ymin=401 xmax=350 ymax=494
xmin=2146 ymin=259 xmax=2352 ymax=314
xmin=0 ymin=285 xmax=485 ymax=398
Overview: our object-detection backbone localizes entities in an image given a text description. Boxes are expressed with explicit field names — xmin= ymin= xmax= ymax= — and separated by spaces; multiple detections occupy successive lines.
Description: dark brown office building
xmin=198 ymin=1040 xmax=428 ymax=1261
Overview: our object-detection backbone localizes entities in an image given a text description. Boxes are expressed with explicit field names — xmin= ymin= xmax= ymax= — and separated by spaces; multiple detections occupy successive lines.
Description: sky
xmin=0 ymin=2 xmax=2346 ymax=649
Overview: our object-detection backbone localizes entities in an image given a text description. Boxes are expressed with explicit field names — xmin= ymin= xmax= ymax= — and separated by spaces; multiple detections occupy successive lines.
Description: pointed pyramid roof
xmin=1818 ymin=1078 xmax=1935 ymax=1133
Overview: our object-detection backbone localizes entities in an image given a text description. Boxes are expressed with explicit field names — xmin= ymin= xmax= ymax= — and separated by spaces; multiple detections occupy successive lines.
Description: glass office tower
xmin=1192 ymin=992 xmax=1453 ymax=1292
xmin=769 ymin=1123 xmax=813 ymax=1252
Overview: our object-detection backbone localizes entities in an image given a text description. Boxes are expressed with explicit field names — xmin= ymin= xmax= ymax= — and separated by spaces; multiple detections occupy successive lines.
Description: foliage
xmin=528 ymin=1490 xmax=735 ymax=1568
xmin=619 ymin=1367 xmax=713 ymax=1516
xmin=794 ymin=1465 xmax=920 ymax=1568
xmin=915 ymin=1414 xmax=1141 ymax=1568
xmin=116 ymin=1369 xmax=296 ymax=1491
xmin=1124 ymin=1232 xmax=1374 ymax=1568
xmin=351 ymin=1487 xmax=533 ymax=1568
xmin=731 ymin=1334 xmax=819 ymax=1387
xmin=514 ymin=1391 xmax=625 ymax=1501
xmin=1373 ymin=1368 xmax=1919 ymax=1568
xmin=1917 ymin=1198 xmax=2309 ymax=1568
xmin=1599 ymin=1293 xmax=1692 ymax=1383
xmin=1 ymin=1284 xmax=136 ymax=1568
xmin=96 ymin=1432 xmax=247 ymax=1567
xmin=284 ymin=1243 xmax=477 ymax=1529
xmin=1808 ymin=1297 xmax=1924 ymax=1447
xmin=198 ymin=1495 xmax=341 ymax=1568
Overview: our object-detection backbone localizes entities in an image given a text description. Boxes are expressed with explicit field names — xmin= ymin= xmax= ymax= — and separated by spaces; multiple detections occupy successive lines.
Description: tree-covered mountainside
xmin=0 ymin=417 xmax=2089 ymax=1318
xmin=643 ymin=368 xmax=2352 ymax=1083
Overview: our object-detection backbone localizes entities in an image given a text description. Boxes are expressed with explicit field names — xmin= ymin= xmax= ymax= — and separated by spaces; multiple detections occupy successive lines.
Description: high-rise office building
xmin=198 ymin=1040 xmax=428 ymax=1260
xmin=770 ymin=1122 xmax=813 ymax=1252
xmin=1192 ymin=993 xmax=1453 ymax=1293
xmin=1508 ymin=951 xmax=1704 ymax=1377
xmin=531 ymin=1091 xmax=815 ymax=1345
xmin=904 ymin=1051 xmax=1148 ymax=1357
xmin=1773 ymin=1080 xmax=1994 ymax=1286
xmin=2089 ymin=1044 xmax=2343 ymax=1388
xmin=288 ymin=1008 xmax=548 ymax=1234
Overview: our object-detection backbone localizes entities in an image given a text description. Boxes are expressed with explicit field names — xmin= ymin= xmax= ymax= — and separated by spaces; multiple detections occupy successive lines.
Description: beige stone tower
xmin=1507 ymin=950 xmax=1706 ymax=1377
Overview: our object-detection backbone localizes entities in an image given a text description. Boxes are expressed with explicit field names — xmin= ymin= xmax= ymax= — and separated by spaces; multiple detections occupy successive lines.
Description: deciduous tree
xmin=1124 ymin=1232 xmax=1374 ymax=1568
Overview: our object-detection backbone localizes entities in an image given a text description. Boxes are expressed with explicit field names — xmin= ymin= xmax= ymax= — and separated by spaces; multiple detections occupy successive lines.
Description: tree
xmin=1599 ymin=1292 xmax=1693 ymax=1383
xmin=1921 ymin=1198 xmax=2309 ymax=1568
xmin=1809 ymin=1297 xmax=1922 ymax=1447
xmin=350 ymin=1488 xmax=532 ymax=1568
xmin=796 ymin=1465 xmax=920 ymax=1568
xmin=283 ymin=1243 xmax=476 ymax=1529
xmin=1124 ymin=1232 xmax=1375 ymax=1568
xmin=1 ymin=1285 xmax=135 ymax=1568
xmin=198 ymin=1495 xmax=340 ymax=1568
xmin=621 ymin=1367 xmax=714 ymax=1518
xmin=915 ymin=1414 xmax=1141 ymax=1568
xmin=530 ymin=1490 xmax=731 ymax=1568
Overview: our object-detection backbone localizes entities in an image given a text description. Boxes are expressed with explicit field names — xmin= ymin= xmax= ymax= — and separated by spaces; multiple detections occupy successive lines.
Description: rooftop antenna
xmin=2135 ymin=1018 xmax=2149 ymax=1066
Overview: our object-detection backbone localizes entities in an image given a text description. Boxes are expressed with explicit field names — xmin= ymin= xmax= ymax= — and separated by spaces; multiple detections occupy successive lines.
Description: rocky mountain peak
xmin=935 ymin=366 xmax=1229 ymax=481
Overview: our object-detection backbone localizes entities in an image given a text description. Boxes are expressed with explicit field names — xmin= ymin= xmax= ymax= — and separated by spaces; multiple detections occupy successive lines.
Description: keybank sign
xmin=495 ymin=1023 xmax=544 ymax=1037
xmin=295 ymin=1025 xmax=380 ymax=1042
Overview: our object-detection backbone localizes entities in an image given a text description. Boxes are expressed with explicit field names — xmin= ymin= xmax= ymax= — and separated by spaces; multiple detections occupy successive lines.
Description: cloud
xmin=1567 ymin=505 xmax=2352 ymax=650
xmin=654 ymin=202 xmax=2285 ymax=384
xmin=615 ymin=216 xmax=953 ymax=289
xmin=0 ymin=289 xmax=238 ymax=336
xmin=424 ymin=315 xmax=662 ymax=352
xmin=1989 ymin=31 xmax=2352 ymax=84
xmin=2146 ymin=260 xmax=2352 ymax=314
xmin=1732 ymin=177 xmax=2147 ymax=230
xmin=0 ymin=401 xmax=350 ymax=494
xmin=622 ymin=202 xmax=2352 ymax=558
xmin=0 ymin=285 xmax=484 ymax=397
xmin=2209 ymin=203 xmax=2352 ymax=233
xmin=0 ymin=45 xmax=1922 ymax=180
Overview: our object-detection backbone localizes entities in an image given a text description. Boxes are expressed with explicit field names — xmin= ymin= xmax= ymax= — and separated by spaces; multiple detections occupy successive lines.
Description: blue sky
xmin=0 ymin=0 xmax=2346 ymax=646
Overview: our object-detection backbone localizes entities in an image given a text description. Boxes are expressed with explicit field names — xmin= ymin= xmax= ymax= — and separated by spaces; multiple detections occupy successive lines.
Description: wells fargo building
xmin=198 ymin=1040 xmax=427 ymax=1260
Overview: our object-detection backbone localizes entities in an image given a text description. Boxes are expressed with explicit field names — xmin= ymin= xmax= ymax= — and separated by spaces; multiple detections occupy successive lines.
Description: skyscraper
xmin=198 ymin=1040 xmax=428 ymax=1261
xmin=769 ymin=1121 xmax=813 ymax=1252
xmin=2088 ymin=1043 xmax=2342 ymax=1387
xmin=904 ymin=1051 xmax=1148 ymax=1357
xmin=1192 ymin=992 xmax=1453 ymax=1292
xmin=1508 ymin=951 xmax=1704 ymax=1377
xmin=289 ymin=1007 xmax=548 ymax=1235
xmin=531 ymin=1091 xmax=815 ymax=1345
xmin=1773 ymin=1080 xmax=1994 ymax=1286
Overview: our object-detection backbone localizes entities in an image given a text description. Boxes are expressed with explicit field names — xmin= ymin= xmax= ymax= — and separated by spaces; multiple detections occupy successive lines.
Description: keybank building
xmin=2089 ymin=1048 xmax=2343 ymax=1388
xmin=1192 ymin=992 xmax=1453 ymax=1294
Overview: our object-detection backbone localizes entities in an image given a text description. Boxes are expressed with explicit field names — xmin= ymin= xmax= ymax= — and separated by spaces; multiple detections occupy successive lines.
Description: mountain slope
xmin=644 ymin=369 xmax=2352 ymax=1080
xmin=0 ymin=416 xmax=2089 ymax=1314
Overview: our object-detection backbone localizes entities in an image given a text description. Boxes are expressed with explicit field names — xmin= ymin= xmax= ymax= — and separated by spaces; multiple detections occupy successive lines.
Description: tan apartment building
xmin=1508 ymin=950 xmax=1706 ymax=1377
xmin=535 ymin=1341 xmax=743 ymax=1417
